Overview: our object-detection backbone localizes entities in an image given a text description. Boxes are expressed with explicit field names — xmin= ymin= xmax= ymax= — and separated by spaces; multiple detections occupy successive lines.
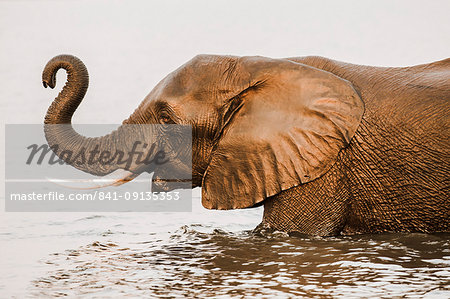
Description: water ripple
xmin=30 ymin=227 xmax=450 ymax=298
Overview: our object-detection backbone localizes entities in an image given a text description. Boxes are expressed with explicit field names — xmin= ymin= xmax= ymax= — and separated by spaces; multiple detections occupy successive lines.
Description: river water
xmin=1 ymin=1 xmax=449 ymax=297
xmin=1 ymin=203 xmax=449 ymax=297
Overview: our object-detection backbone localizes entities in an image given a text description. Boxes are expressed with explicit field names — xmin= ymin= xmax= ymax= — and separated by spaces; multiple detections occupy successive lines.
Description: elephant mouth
xmin=152 ymin=175 xmax=192 ymax=192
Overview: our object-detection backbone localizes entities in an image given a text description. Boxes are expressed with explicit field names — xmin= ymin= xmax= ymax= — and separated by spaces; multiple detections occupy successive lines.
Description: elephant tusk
xmin=46 ymin=170 xmax=139 ymax=190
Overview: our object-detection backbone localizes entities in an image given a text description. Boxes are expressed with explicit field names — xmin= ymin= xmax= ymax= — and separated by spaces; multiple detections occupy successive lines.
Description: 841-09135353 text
xmin=9 ymin=191 xmax=181 ymax=201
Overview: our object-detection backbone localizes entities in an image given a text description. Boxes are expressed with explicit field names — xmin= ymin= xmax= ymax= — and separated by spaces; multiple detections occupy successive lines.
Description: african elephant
xmin=42 ymin=54 xmax=449 ymax=236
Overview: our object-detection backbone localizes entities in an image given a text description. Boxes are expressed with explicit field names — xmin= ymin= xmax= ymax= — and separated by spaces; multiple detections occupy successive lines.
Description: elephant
xmin=42 ymin=54 xmax=449 ymax=236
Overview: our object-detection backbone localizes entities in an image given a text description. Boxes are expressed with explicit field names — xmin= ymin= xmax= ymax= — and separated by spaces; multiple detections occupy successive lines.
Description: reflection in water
xmin=32 ymin=225 xmax=450 ymax=298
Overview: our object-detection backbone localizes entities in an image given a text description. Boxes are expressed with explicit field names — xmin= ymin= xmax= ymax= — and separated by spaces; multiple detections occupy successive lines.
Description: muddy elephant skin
xmin=42 ymin=54 xmax=449 ymax=236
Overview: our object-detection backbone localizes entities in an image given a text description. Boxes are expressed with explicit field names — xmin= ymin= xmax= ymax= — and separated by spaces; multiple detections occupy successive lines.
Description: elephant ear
xmin=201 ymin=56 xmax=364 ymax=209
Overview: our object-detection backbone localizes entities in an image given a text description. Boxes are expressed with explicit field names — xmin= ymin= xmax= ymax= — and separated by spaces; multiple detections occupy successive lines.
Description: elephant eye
xmin=159 ymin=112 xmax=173 ymax=124
xmin=161 ymin=117 xmax=171 ymax=124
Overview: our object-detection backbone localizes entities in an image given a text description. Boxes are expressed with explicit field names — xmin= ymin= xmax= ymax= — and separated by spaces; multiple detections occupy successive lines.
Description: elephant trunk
xmin=42 ymin=55 xmax=154 ymax=176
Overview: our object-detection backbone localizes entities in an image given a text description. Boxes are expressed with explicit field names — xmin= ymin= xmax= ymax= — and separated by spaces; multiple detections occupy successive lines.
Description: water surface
xmin=2 ymin=200 xmax=448 ymax=298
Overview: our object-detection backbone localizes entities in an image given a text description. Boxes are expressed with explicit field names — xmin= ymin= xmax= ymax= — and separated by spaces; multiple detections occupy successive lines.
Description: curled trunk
xmin=42 ymin=55 xmax=147 ymax=176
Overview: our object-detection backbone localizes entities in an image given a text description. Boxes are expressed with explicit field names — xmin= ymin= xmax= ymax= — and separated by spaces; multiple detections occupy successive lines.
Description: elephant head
xmin=42 ymin=54 xmax=364 ymax=208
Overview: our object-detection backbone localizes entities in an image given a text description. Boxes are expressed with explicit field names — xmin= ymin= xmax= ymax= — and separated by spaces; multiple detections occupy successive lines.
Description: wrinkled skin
xmin=43 ymin=54 xmax=449 ymax=236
